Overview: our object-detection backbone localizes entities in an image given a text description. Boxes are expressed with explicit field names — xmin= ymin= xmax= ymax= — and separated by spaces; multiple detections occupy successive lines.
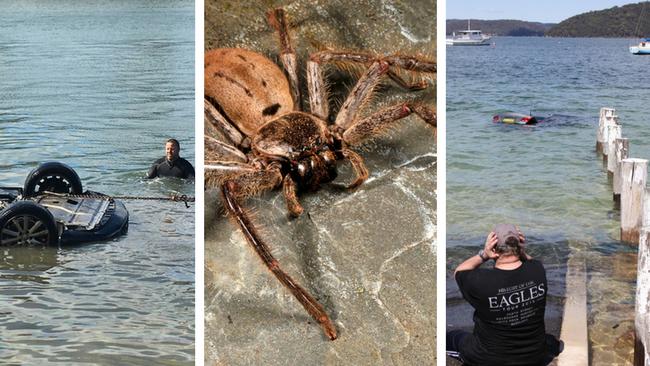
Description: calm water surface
xmin=447 ymin=37 xmax=650 ymax=365
xmin=0 ymin=2 xmax=194 ymax=364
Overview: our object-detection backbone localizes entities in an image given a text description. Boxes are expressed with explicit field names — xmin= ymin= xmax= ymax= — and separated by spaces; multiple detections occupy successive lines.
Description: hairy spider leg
xmin=340 ymin=148 xmax=369 ymax=188
xmin=204 ymin=159 xmax=305 ymax=221
xmin=311 ymin=51 xmax=436 ymax=73
xmin=205 ymin=162 xmax=282 ymax=201
xmin=306 ymin=51 xmax=435 ymax=186
xmin=384 ymin=54 xmax=437 ymax=73
xmin=411 ymin=104 xmax=437 ymax=130
xmin=204 ymin=98 xmax=249 ymax=149
xmin=386 ymin=69 xmax=428 ymax=91
xmin=221 ymin=181 xmax=338 ymax=341
xmin=267 ymin=8 xmax=302 ymax=111
xmin=309 ymin=50 xmax=436 ymax=94
xmin=334 ymin=60 xmax=389 ymax=130
xmin=205 ymin=136 xmax=248 ymax=162
xmin=306 ymin=60 xmax=329 ymax=120
xmin=282 ymin=175 xmax=304 ymax=217
xmin=343 ymin=103 xmax=437 ymax=147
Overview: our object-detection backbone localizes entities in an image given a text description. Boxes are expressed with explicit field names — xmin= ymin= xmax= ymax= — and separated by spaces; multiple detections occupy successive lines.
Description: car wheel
xmin=0 ymin=201 xmax=59 ymax=247
xmin=23 ymin=162 xmax=83 ymax=197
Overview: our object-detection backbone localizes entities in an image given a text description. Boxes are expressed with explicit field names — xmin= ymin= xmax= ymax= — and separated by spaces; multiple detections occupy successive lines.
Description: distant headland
xmin=447 ymin=1 xmax=649 ymax=37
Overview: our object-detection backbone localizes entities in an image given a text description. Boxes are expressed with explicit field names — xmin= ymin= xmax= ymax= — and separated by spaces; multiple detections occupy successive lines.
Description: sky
xmin=447 ymin=0 xmax=640 ymax=23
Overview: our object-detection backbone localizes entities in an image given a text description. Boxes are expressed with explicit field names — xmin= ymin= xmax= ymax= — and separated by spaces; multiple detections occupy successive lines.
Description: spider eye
xmin=320 ymin=150 xmax=336 ymax=165
xmin=297 ymin=163 xmax=307 ymax=176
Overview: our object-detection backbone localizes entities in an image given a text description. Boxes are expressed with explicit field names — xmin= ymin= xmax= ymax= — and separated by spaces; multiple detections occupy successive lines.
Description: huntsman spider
xmin=205 ymin=8 xmax=436 ymax=340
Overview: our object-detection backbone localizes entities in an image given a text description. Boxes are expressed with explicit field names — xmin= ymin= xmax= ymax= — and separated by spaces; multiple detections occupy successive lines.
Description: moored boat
xmin=630 ymin=38 xmax=650 ymax=55
xmin=446 ymin=20 xmax=492 ymax=46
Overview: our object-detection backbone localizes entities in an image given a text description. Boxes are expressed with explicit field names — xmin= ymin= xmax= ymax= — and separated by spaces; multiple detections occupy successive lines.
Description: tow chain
xmin=42 ymin=192 xmax=195 ymax=208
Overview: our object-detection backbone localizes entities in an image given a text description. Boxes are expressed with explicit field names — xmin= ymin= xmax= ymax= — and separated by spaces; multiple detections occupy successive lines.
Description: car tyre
xmin=23 ymin=162 xmax=83 ymax=197
xmin=0 ymin=201 xmax=59 ymax=247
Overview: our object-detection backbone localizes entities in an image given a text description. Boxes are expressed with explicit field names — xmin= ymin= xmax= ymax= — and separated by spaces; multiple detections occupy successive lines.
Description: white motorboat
xmin=446 ymin=20 xmax=492 ymax=46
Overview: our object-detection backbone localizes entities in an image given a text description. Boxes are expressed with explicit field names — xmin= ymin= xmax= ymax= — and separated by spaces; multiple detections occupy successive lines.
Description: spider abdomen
xmin=205 ymin=48 xmax=294 ymax=137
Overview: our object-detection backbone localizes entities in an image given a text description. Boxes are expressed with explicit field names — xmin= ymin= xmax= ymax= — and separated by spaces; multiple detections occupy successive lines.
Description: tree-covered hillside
xmin=447 ymin=19 xmax=555 ymax=36
xmin=546 ymin=2 xmax=649 ymax=37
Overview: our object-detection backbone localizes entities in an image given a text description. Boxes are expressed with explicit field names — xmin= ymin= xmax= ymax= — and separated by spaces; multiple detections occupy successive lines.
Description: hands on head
xmin=456 ymin=227 xmax=530 ymax=276
xmin=485 ymin=227 xmax=528 ymax=261
xmin=516 ymin=226 xmax=530 ymax=259
xmin=516 ymin=226 xmax=526 ymax=246
xmin=484 ymin=232 xmax=500 ymax=260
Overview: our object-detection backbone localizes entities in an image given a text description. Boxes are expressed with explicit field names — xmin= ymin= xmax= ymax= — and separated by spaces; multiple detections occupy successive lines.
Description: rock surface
xmin=204 ymin=0 xmax=436 ymax=364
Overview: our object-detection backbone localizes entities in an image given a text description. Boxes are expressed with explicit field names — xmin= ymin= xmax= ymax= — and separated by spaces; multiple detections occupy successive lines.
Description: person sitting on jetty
xmin=147 ymin=138 xmax=195 ymax=179
xmin=447 ymin=224 xmax=562 ymax=366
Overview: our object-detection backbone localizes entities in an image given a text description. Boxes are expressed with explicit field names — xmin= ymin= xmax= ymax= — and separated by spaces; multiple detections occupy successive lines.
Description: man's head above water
xmin=165 ymin=138 xmax=180 ymax=162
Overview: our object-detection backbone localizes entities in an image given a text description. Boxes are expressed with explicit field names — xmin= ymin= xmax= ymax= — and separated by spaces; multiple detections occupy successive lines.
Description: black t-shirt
xmin=147 ymin=157 xmax=195 ymax=179
xmin=455 ymin=259 xmax=548 ymax=366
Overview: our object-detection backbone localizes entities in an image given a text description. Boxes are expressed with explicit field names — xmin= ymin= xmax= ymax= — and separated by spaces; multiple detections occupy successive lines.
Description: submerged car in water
xmin=0 ymin=162 xmax=128 ymax=247
xmin=493 ymin=112 xmax=539 ymax=125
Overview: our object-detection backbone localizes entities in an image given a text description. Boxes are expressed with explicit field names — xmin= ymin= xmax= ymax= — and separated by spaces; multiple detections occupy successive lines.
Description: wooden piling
xmin=600 ymin=107 xmax=615 ymax=121
xmin=597 ymin=107 xmax=616 ymax=153
xmin=634 ymin=335 xmax=646 ymax=366
xmin=606 ymin=124 xmax=622 ymax=171
xmin=641 ymin=188 xmax=650 ymax=229
xmin=634 ymin=227 xmax=650 ymax=365
xmin=621 ymin=158 xmax=648 ymax=244
xmin=613 ymin=138 xmax=630 ymax=206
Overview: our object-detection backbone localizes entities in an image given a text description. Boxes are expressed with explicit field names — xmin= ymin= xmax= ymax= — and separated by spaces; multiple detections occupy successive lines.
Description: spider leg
xmin=334 ymin=60 xmax=389 ymax=130
xmin=306 ymin=59 xmax=329 ymax=120
xmin=384 ymin=54 xmax=437 ymax=73
xmin=342 ymin=103 xmax=437 ymax=147
xmin=204 ymin=98 xmax=249 ymax=149
xmin=341 ymin=148 xmax=369 ymax=188
xmin=411 ymin=103 xmax=437 ymax=128
xmin=267 ymin=8 xmax=302 ymax=111
xmin=205 ymin=161 xmax=282 ymax=200
xmin=307 ymin=51 xmax=435 ymax=121
xmin=282 ymin=175 xmax=304 ymax=217
xmin=310 ymin=50 xmax=375 ymax=65
xmin=311 ymin=51 xmax=436 ymax=74
xmin=205 ymin=136 xmax=247 ymax=163
xmin=387 ymin=70 xmax=428 ymax=91
xmin=221 ymin=180 xmax=338 ymax=340
xmin=205 ymin=155 xmax=305 ymax=218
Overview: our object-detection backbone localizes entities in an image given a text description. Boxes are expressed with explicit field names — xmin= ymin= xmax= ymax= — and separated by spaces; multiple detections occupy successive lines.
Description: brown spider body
xmin=205 ymin=48 xmax=293 ymax=137
xmin=205 ymin=8 xmax=436 ymax=341
xmin=253 ymin=112 xmax=338 ymax=191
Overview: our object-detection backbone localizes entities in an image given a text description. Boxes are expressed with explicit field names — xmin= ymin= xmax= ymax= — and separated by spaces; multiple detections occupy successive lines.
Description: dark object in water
xmin=0 ymin=162 xmax=129 ymax=247
xmin=493 ymin=112 xmax=538 ymax=125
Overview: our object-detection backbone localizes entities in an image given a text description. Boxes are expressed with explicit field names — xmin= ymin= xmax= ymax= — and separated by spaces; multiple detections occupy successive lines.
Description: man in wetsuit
xmin=446 ymin=224 xmax=562 ymax=366
xmin=147 ymin=138 xmax=194 ymax=179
